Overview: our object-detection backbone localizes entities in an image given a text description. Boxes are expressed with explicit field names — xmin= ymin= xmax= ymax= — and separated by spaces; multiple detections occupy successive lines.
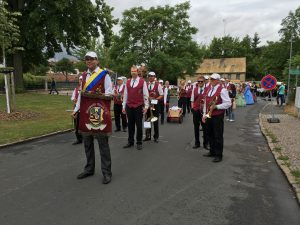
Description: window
xmin=236 ymin=74 xmax=240 ymax=80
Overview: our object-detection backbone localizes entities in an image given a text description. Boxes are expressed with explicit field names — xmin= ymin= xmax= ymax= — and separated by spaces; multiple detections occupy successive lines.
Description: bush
xmin=23 ymin=73 xmax=45 ymax=90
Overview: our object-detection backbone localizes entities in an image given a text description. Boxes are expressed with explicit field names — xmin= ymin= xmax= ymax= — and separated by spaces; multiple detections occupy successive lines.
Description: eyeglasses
xmin=148 ymin=75 xmax=156 ymax=77
xmin=197 ymin=80 xmax=204 ymax=83
xmin=85 ymin=57 xmax=97 ymax=61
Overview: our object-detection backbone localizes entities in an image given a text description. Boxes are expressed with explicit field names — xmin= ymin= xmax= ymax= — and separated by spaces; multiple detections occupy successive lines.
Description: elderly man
xmin=122 ymin=66 xmax=149 ymax=150
xmin=72 ymin=51 xmax=113 ymax=184
xmin=202 ymin=73 xmax=231 ymax=162
xmin=144 ymin=72 xmax=163 ymax=142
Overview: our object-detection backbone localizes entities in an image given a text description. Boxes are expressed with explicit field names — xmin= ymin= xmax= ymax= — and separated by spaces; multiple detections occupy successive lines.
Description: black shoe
xmin=154 ymin=139 xmax=158 ymax=143
xmin=203 ymin=153 xmax=215 ymax=157
xmin=203 ymin=144 xmax=210 ymax=150
xmin=136 ymin=144 xmax=143 ymax=150
xmin=114 ymin=129 xmax=121 ymax=132
xmin=102 ymin=175 xmax=112 ymax=184
xmin=192 ymin=144 xmax=200 ymax=149
xmin=143 ymin=137 xmax=151 ymax=142
xmin=123 ymin=143 xmax=134 ymax=148
xmin=123 ymin=128 xmax=127 ymax=132
xmin=72 ymin=140 xmax=82 ymax=145
xmin=212 ymin=157 xmax=222 ymax=163
xmin=77 ymin=172 xmax=94 ymax=179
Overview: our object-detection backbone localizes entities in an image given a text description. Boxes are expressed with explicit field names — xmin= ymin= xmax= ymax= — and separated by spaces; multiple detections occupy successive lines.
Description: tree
xmin=109 ymin=2 xmax=204 ymax=81
xmin=7 ymin=0 xmax=117 ymax=89
xmin=207 ymin=35 xmax=243 ymax=58
xmin=0 ymin=0 xmax=20 ymax=66
xmin=54 ymin=58 xmax=75 ymax=82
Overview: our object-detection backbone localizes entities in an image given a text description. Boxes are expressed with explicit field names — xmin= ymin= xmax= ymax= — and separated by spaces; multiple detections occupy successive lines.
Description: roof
xmin=196 ymin=57 xmax=246 ymax=74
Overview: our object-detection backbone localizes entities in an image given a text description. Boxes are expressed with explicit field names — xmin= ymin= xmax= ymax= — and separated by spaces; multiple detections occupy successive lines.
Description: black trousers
xmin=74 ymin=112 xmax=82 ymax=142
xmin=178 ymin=97 xmax=186 ymax=116
xmin=206 ymin=114 xmax=224 ymax=157
xmin=49 ymin=87 xmax=59 ymax=94
xmin=192 ymin=110 xmax=207 ymax=146
xmin=186 ymin=97 xmax=191 ymax=113
xmin=165 ymin=101 xmax=170 ymax=113
xmin=145 ymin=104 xmax=159 ymax=139
xmin=114 ymin=104 xmax=127 ymax=130
xmin=83 ymin=134 xmax=112 ymax=177
xmin=126 ymin=105 xmax=143 ymax=145
xmin=158 ymin=100 xmax=164 ymax=124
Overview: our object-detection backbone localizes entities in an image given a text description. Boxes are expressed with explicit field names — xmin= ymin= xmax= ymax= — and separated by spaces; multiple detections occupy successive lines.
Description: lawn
xmin=0 ymin=93 xmax=74 ymax=145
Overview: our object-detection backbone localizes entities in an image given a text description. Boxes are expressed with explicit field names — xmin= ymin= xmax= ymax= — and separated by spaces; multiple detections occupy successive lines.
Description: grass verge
xmin=0 ymin=93 xmax=73 ymax=145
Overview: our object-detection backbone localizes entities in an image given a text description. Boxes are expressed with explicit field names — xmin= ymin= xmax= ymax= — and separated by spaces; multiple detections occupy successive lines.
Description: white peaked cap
xmin=85 ymin=51 xmax=98 ymax=58
xmin=210 ymin=73 xmax=221 ymax=80
xmin=148 ymin=71 xmax=156 ymax=76
xmin=159 ymin=79 xmax=163 ymax=83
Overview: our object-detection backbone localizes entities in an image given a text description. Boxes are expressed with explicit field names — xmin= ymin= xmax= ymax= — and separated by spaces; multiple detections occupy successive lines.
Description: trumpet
xmin=203 ymin=95 xmax=218 ymax=122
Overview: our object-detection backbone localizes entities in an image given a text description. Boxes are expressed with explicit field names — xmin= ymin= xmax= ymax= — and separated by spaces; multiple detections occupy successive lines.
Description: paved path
xmin=0 ymin=99 xmax=299 ymax=225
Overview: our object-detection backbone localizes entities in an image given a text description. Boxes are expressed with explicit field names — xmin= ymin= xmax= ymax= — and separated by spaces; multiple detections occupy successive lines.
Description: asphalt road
xmin=0 ymin=98 xmax=299 ymax=225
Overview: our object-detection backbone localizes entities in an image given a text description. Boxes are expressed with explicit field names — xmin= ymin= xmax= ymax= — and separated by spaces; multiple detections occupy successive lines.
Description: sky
xmin=106 ymin=0 xmax=300 ymax=45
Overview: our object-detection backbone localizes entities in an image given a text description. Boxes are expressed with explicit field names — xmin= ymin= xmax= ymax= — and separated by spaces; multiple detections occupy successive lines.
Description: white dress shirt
xmin=73 ymin=67 xmax=112 ymax=113
xmin=163 ymin=86 xmax=169 ymax=104
xmin=148 ymin=82 xmax=164 ymax=96
xmin=203 ymin=84 xmax=231 ymax=114
xmin=122 ymin=76 xmax=149 ymax=109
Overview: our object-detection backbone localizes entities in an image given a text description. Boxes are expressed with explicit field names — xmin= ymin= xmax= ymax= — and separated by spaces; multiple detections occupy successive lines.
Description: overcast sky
xmin=106 ymin=0 xmax=300 ymax=45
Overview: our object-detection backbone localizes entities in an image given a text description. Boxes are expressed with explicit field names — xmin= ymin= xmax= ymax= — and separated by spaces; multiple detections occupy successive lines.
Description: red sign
xmin=261 ymin=74 xmax=277 ymax=90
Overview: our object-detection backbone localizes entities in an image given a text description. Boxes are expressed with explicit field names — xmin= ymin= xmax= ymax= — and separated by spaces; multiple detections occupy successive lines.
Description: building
xmin=179 ymin=57 xmax=246 ymax=84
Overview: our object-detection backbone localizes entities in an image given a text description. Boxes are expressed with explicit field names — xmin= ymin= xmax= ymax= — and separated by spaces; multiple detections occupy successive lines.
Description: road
xmin=0 ymin=99 xmax=299 ymax=225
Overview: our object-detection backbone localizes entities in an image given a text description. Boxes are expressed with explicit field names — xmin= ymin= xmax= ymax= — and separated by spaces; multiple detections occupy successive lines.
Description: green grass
xmin=0 ymin=93 xmax=74 ymax=145
xmin=273 ymin=146 xmax=282 ymax=152
xmin=291 ymin=169 xmax=300 ymax=178
xmin=277 ymin=155 xmax=289 ymax=161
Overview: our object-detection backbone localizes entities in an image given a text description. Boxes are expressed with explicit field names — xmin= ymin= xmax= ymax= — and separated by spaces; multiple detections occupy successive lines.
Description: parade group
xmin=69 ymin=51 xmax=265 ymax=184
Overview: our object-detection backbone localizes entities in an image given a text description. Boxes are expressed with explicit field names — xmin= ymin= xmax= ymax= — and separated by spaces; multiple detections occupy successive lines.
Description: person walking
xmin=158 ymin=79 xmax=165 ymax=124
xmin=164 ymin=81 xmax=171 ymax=114
xmin=276 ymin=83 xmax=285 ymax=106
xmin=185 ymin=80 xmax=193 ymax=114
xmin=72 ymin=51 xmax=113 ymax=184
xmin=49 ymin=77 xmax=59 ymax=94
xmin=122 ymin=65 xmax=149 ymax=150
xmin=227 ymin=83 xmax=236 ymax=122
xmin=113 ymin=77 xmax=127 ymax=132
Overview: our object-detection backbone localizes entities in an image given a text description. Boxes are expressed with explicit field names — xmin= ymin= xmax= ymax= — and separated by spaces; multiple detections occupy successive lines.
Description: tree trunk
xmin=13 ymin=51 xmax=24 ymax=91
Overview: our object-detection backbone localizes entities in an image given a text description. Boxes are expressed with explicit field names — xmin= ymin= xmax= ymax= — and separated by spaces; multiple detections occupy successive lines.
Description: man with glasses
xmin=202 ymin=73 xmax=231 ymax=162
xmin=72 ymin=51 xmax=113 ymax=184
xmin=122 ymin=65 xmax=149 ymax=150
xmin=191 ymin=76 xmax=207 ymax=149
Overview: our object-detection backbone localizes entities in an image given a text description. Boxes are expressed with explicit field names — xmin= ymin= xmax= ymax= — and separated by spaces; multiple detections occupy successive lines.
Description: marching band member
xmin=177 ymin=80 xmax=187 ymax=117
xmin=71 ymin=76 xmax=83 ymax=145
xmin=164 ymin=81 xmax=171 ymax=113
xmin=72 ymin=51 xmax=113 ymax=184
xmin=122 ymin=66 xmax=149 ymax=150
xmin=204 ymin=75 xmax=211 ymax=90
xmin=185 ymin=80 xmax=193 ymax=114
xmin=113 ymin=77 xmax=127 ymax=132
xmin=191 ymin=76 xmax=206 ymax=149
xmin=144 ymin=72 xmax=163 ymax=143
xmin=202 ymin=73 xmax=231 ymax=162
xmin=158 ymin=79 xmax=165 ymax=124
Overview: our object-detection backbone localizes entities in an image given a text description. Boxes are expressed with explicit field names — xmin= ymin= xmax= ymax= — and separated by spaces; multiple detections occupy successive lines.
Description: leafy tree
xmin=54 ymin=58 xmax=75 ymax=82
xmin=7 ymin=0 xmax=117 ymax=89
xmin=0 ymin=0 xmax=20 ymax=66
xmin=251 ymin=32 xmax=261 ymax=56
xmin=109 ymin=2 xmax=204 ymax=80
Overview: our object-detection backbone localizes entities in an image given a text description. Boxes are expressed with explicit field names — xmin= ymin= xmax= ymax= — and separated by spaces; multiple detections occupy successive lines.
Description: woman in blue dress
xmin=243 ymin=83 xmax=254 ymax=105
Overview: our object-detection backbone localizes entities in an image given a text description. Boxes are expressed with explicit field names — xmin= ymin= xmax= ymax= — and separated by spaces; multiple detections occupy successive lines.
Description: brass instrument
xmin=114 ymin=87 xmax=123 ymax=101
xmin=146 ymin=93 xmax=158 ymax=123
xmin=203 ymin=95 xmax=218 ymax=122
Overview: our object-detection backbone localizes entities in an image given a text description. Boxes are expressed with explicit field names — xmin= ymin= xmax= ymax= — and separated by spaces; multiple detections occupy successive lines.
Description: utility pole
xmin=287 ymin=36 xmax=293 ymax=104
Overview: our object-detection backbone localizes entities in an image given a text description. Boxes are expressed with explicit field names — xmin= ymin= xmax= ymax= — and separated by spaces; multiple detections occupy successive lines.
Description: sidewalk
xmin=259 ymin=101 xmax=300 ymax=203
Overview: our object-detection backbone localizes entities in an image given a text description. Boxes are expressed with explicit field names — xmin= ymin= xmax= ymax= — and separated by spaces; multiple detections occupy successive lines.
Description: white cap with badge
xmin=210 ymin=73 xmax=221 ymax=80
xmin=159 ymin=79 xmax=163 ymax=83
xmin=204 ymin=75 xmax=209 ymax=80
xmin=85 ymin=51 xmax=98 ymax=59
xmin=148 ymin=71 xmax=156 ymax=76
